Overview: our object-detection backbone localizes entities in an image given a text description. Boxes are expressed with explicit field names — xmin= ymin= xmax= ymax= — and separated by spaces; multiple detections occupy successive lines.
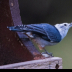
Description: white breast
xmin=56 ymin=28 xmax=68 ymax=39
xmin=54 ymin=24 xmax=69 ymax=40
xmin=34 ymin=37 xmax=57 ymax=48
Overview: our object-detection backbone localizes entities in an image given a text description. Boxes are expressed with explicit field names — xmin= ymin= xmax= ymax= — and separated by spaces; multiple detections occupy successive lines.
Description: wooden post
xmin=0 ymin=57 xmax=62 ymax=69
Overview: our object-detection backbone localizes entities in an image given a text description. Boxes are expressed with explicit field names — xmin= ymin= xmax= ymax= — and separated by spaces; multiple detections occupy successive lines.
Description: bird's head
xmin=55 ymin=22 xmax=72 ymax=39
xmin=55 ymin=23 xmax=72 ymax=30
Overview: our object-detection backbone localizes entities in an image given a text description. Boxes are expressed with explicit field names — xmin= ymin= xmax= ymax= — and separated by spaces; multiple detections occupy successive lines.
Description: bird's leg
xmin=43 ymin=49 xmax=54 ymax=57
xmin=37 ymin=44 xmax=54 ymax=57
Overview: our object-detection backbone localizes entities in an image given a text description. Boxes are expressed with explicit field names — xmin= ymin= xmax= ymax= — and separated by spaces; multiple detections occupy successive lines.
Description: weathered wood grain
xmin=0 ymin=57 xmax=62 ymax=69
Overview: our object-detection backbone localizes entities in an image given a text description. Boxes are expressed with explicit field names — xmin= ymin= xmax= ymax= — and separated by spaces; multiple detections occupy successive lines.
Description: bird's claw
xmin=47 ymin=52 xmax=54 ymax=57
xmin=43 ymin=49 xmax=54 ymax=57
xmin=42 ymin=52 xmax=54 ymax=57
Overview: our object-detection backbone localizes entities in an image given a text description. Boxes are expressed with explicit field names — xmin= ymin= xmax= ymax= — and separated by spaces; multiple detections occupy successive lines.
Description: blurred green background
xmin=18 ymin=0 xmax=72 ymax=69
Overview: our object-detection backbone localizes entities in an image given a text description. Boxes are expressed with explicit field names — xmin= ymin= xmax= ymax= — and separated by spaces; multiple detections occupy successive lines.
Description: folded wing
xmin=7 ymin=23 xmax=61 ymax=42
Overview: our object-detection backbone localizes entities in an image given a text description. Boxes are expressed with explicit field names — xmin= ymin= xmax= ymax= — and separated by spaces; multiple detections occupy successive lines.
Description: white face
xmin=55 ymin=23 xmax=72 ymax=39
xmin=55 ymin=23 xmax=72 ymax=30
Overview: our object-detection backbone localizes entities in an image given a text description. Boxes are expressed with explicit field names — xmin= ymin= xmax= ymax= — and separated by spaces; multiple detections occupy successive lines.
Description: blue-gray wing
xmin=26 ymin=23 xmax=62 ymax=42
xmin=8 ymin=23 xmax=62 ymax=42
xmin=26 ymin=24 xmax=46 ymax=35
xmin=42 ymin=24 xmax=62 ymax=42
xmin=8 ymin=23 xmax=46 ymax=35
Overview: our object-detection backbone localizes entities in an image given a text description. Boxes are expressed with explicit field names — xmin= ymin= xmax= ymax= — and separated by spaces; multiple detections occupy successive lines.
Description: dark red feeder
xmin=0 ymin=0 xmax=43 ymax=65
xmin=0 ymin=0 xmax=63 ymax=69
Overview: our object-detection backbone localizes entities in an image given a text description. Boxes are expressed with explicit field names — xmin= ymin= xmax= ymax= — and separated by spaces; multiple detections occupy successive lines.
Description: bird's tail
xmin=7 ymin=25 xmax=31 ymax=32
xmin=7 ymin=24 xmax=46 ymax=35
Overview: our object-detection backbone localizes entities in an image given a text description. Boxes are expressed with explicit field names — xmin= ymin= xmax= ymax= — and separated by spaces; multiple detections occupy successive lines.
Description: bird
xmin=7 ymin=22 xmax=72 ymax=57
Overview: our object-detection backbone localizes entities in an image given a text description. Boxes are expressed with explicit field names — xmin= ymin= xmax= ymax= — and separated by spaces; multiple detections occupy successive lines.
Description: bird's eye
xmin=64 ymin=24 xmax=67 ymax=26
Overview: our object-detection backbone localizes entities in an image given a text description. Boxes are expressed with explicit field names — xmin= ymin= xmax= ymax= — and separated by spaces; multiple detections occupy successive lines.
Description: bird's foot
xmin=42 ymin=49 xmax=54 ymax=57
xmin=47 ymin=52 xmax=54 ymax=57
xmin=42 ymin=52 xmax=54 ymax=58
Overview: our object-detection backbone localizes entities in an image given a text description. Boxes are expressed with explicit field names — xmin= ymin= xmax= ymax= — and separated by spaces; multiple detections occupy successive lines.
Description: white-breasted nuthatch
xmin=7 ymin=23 xmax=72 ymax=57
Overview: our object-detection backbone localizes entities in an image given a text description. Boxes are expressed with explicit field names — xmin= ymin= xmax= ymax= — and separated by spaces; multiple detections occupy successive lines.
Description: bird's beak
xmin=69 ymin=22 xmax=72 ymax=27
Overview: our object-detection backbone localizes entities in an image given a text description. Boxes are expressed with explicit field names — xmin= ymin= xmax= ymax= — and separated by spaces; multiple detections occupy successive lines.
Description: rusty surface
xmin=9 ymin=0 xmax=41 ymax=58
xmin=0 ymin=0 xmax=42 ymax=65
